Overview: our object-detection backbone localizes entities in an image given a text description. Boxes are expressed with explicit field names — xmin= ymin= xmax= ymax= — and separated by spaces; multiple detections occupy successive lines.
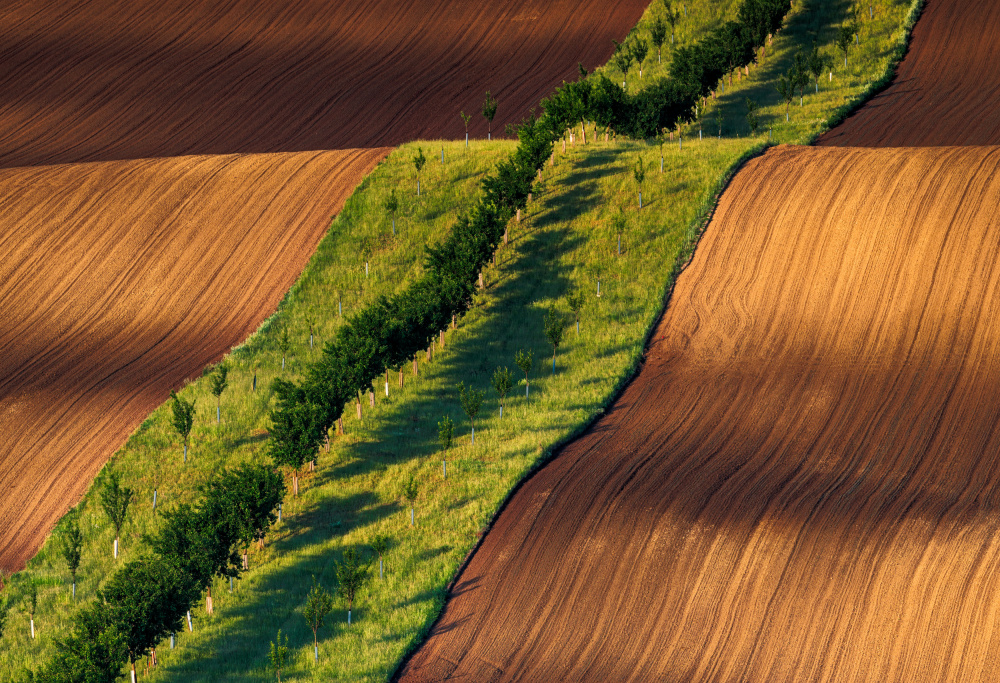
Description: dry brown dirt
xmin=0 ymin=0 xmax=647 ymax=168
xmin=816 ymin=0 xmax=1000 ymax=146
xmin=0 ymin=0 xmax=647 ymax=571
xmin=400 ymin=144 xmax=1000 ymax=682
xmin=0 ymin=149 xmax=387 ymax=570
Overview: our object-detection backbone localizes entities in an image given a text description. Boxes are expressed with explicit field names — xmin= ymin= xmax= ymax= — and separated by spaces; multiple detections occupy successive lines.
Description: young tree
xmin=210 ymin=363 xmax=228 ymax=424
xmin=402 ymin=476 xmax=419 ymax=526
xmin=302 ymin=579 xmax=333 ymax=662
xmin=170 ymin=390 xmax=195 ymax=463
xmin=482 ymin=91 xmax=498 ymax=141
xmin=491 ymin=367 xmax=513 ymax=419
xmin=715 ymin=106 xmax=723 ymax=138
xmin=334 ymin=548 xmax=370 ymax=625
xmin=385 ymin=189 xmax=399 ymax=235
xmin=270 ymin=630 xmax=289 ymax=683
xmin=278 ymin=326 xmax=291 ymax=371
xmin=26 ymin=580 xmax=37 ymax=639
xmin=61 ymin=515 xmax=83 ymax=599
xmin=460 ymin=111 xmax=472 ymax=147
xmin=665 ymin=0 xmax=681 ymax=44
xmin=515 ymin=348 xmax=533 ymax=398
xmin=370 ymin=534 xmax=390 ymax=581
xmin=544 ymin=306 xmax=567 ymax=374
xmin=101 ymin=469 xmax=133 ymax=559
xmin=438 ymin=415 xmax=453 ymax=477
xmin=612 ymin=40 xmax=632 ymax=88
xmin=305 ymin=315 xmax=316 ymax=350
xmin=650 ymin=16 xmax=667 ymax=63
xmin=413 ymin=147 xmax=427 ymax=196
xmin=792 ymin=52 xmax=810 ymax=105
xmin=776 ymin=74 xmax=794 ymax=121
xmin=612 ymin=208 xmax=627 ymax=255
xmin=745 ymin=97 xmax=759 ymax=135
xmin=808 ymin=44 xmax=829 ymax=93
xmin=837 ymin=24 xmax=853 ymax=67
xmin=633 ymin=156 xmax=646 ymax=209
xmin=567 ymin=289 xmax=585 ymax=334
xmin=632 ymin=38 xmax=649 ymax=79
xmin=458 ymin=382 xmax=484 ymax=445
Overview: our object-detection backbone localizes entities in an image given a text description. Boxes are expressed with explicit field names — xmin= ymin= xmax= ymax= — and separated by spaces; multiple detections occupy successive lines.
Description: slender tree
xmin=370 ymin=534 xmax=390 ymax=581
xmin=101 ymin=469 xmax=133 ymax=559
xmin=544 ymin=306 xmax=567 ymax=374
xmin=491 ymin=367 xmax=513 ymax=419
xmin=438 ymin=415 xmax=454 ymax=477
xmin=61 ymin=515 xmax=83 ymax=599
xmin=460 ymin=111 xmax=472 ymax=147
xmin=792 ymin=52 xmax=810 ymax=105
xmin=305 ymin=315 xmax=316 ymax=350
xmin=303 ymin=579 xmax=333 ymax=662
xmin=210 ymin=363 xmax=228 ymax=424
xmin=776 ymin=74 xmax=794 ymax=121
xmin=665 ymin=0 xmax=681 ymax=44
xmin=567 ymin=289 xmax=585 ymax=334
xmin=514 ymin=348 xmax=533 ymax=398
xmin=633 ymin=156 xmax=646 ymax=209
xmin=482 ymin=91 xmax=498 ymax=140
xmin=612 ymin=40 xmax=632 ymax=88
xmin=612 ymin=208 xmax=627 ymax=255
xmin=270 ymin=630 xmax=289 ymax=683
xmin=385 ymin=189 xmax=399 ymax=235
xmin=278 ymin=326 xmax=291 ymax=371
xmin=745 ymin=97 xmax=759 ymax=135
xmin=808 ymin=44 xmax=830 ymax=93
xmin=458 ymin=382 xmax=484 ymax=445
xmin=632 ymin=38 xmax=649 ymax=79
xmin=170 ymin=390 xmax=195 ymax=464
xmin=26 ymin=580 xmax=37 ymax=640
xmin=413 ymin=147 xmax=426 ymax=196
xmin=837 ymin=24 xmax=853 ymax=67
xmin=650 ymin=16 xmax=667 ymax=63
xmin=334 ymin=548 xmax=370 ymax=626
xmin=402 ymin=476 xmax=419 ymax=527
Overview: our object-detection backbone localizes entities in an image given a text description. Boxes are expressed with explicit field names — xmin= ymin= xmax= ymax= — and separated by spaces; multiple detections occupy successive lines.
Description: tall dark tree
xmin=210 ymin=363 xmax=228 ymax=424
xmin=170 ymin=390 xmax=195 ymax=464
xmin=482 ymin=91 xmax=498 ymax=140
xmin=665 ymin=0 xmax=681 ymax=44
xmin=101 ymin=469 xmax=133 ymax=559
xmin=206 ymin=462 xmax=284 ymax=570
xmin=270 ymin=382 xmax=324 ymax=497
xmin=37 ymin=603 xmax=127 ymax=683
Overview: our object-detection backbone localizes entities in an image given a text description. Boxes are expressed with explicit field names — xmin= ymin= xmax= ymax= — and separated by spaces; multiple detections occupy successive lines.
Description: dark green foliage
xmin=169 ymin=390 xmax=195 ymax=462
xmin=808 ymin=43 xmax=830 ymax=91
xmin=745 ymin=97 xmax=759 ymax=134
xmin=437 ymin=415 xmax=454 ymax=451
xmin=650 ymin=16 xmax=667 ymax=62
xmin=544 ymin=306 xmax=568 ymax=373
xmin=514 ymin=348 xmax=533 ymax=397
xmin=632 ymin=39 xmax=649 ymax=76
xmin=612 ymin=40 xmax=633 ymax=83
xmin=37 ymin=604 xmax=127 ymax=683
xmin=837 ymin=23 xmax=854 ymax=65
xmin=334 ymin=549 xmax=370 ymax=619
xmin=303 ymin=579 xmax=333 ymax=651
xmin=401 ymin=476 xmax=419 ymax=508
xmin=203 ymin=462 xmax=285 ymax=557
xmin=100 ymin=470 xmax=133 ymax=553
xmin=269 ymin=630 xmax=289 ymax=682
xmin=457 ymin=382 xmax=484 ymax=441
xmin=60 ymin=515 xmax=83 ymax=591
xmin=269 ymin=380 xmax=325 ymax=484
xmin=491 ymin=367 xmax=513 ymax=417
xmin=210 ymin=364 xmax=228 ymax=423
xmin=482 ymin=91 xmax=498 ymax=138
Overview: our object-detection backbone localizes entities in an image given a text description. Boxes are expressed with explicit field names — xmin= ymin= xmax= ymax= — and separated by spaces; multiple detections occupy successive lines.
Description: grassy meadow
xmin=0 ymin=0 xmax=918 ymax=680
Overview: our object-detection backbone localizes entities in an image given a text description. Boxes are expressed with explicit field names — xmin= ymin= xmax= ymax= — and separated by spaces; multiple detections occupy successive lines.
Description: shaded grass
xmin=0 ymin=0 xmax=916 ymax=680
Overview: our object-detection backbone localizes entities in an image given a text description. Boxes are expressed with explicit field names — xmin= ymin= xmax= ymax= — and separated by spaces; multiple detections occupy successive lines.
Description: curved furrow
xmin=0 ymin=148 xmax=388 ymax=569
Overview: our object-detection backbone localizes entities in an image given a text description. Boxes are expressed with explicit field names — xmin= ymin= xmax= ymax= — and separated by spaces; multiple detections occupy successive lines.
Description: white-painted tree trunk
xmin=72 ymin=581 xmax=76 ymax=599
xmin=30 ymin=618 xmax=35 ymax=639
xmin=183 ymin=442 xmax=188 ymax=463
xmin=171 ymin=634 xmax=175 ymax=649
xmin=380 ymin=558 xmax=384 ymax=580
xmin=500 ymin=404 xmax=504 ymax=418
xmin=217 ymin=405 xmax=220 ymax=423
xmin=131 ymin=663 xmax=136 ymax=683
xmin=229 ymin=576 xmax=233 ymax=592
xmin=114 ymin=537 xmax=118 ymax=558
xmin=385 ymin=381 xmax=389 ymax=397
xmin=310 ymin=333 xmax=314 ymax=349
xmin=471 ymin=426 xmax=475 ymax=444
xmin=441 ymin=147 xmax=444 ymax=163
xmin=338 ymin=300 xmax=342 ymax=316
xmin=187 ymin=611 xmax=193 ymax=632
xmin=660 ymin=156 xmax=663 ymax=172
xmin=278 ymin=503 xmax=282 ymax=522
xmin=315 ymin=645 xmax=319 ymax=662
xmin=153 ymin=489 xmax=157 ymax=510
xmin=639 ymin=191 xmax=642 ymax=209
xmin=282 ymin=356 xmax=286 ymax=370
xmin=417 ymin=179 xmax=421 ymax=196
xmin=465 ymin=133 xmax=468 ymax=148
xmin=206 ymin=588 xmax=213 ymax=615
xmin=348 ymin=609 xmax=352 ymax=625
xmin=410 ymin=507 xmax=414 ymax=526
xmin=365 ymin=261 xmax=369 ymax=277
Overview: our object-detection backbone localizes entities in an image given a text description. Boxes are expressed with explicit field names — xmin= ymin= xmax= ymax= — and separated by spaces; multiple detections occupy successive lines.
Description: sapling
xmin=650 ymin=16 xmax=667 ymax=63
xmin=633 ymin=156 xmax=646 ymax=209
xmin=745 ymin=98 xmax=759 ymax=135
xmin=303 ymin=579 xmax=333 ymax=662
xmin=776 ymin=74 xmax=794 ymax=121
xmin=270 ymin=630 xmax=289 ymax=682
xmin=458 ymin=382 xmax=484 ymax=445
xmin=612 ymin=208 xmax=627 ymax=256
xmin=792 ymin=52 xmax=809 ymax=105
xmin=402 ymin=476 xmax=419 ymax=526
xmin=631 ymin=38 xmax=648 ymax=79
xmin=334 ymin=548 xmax=370 ymax=626
xmin=567 ymin=289 xmax=585 ymax=334
xmin=438 ymin=415 xmax=454 ymax=477
xmin=460 ymin=111 xmax=472 ymax=147
xmin=26 ymin=580 xmax=36 ymax=639
xmin=612 ymin=40 xmax=632 ymax=88
xmin=665 ymin=0 xmax=681 ymax=44
xmin=515 ymin=348 xmax=533 ymax=397
xmin=544 ymin=306 xmax=567 ymax=374
xmin=385 ymin=189 xmax=399 ymax=235
xmin=491 ymin=367 xmax=513 ymax=419
xmin=413 ymin=147 xmax=426 ymax=196
xmin=837 ymin=24 xmax=853 ymax=67
xmin=170 ymin=390 xmax=195 ymax=463
xmin=210 ymin=363 xmax=228 ymax=424
xmin=370 ymin=534 xmax=390 ymax=581
xmin=715 ymin=106 xmax=723 ymax=138
xmin=482 ymin=91 xmax=498 ymax=141
xmin=278 ymin=326 xmax=290 ymax=371
xmin=101 ymin=469 xmax=133 ymax=559
xmin=305 ymin=315 xmax=316 ymax=350
xmin=60 ymin=515 xmax=83 ymax=599
xmin=808 ymin=44 xmax=829 ymax=93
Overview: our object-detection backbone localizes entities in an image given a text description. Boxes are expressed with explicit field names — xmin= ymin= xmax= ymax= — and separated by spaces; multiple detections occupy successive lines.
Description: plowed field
xmin=401 ymin=144 xmax=1000 ymax=682
xmin=0 ymin=0 xmax=646 ymax=168
xmin=816 ymin=0 xmax=1000 ymax=146
xmin=0 ymin=148 xmax=386 ymax=569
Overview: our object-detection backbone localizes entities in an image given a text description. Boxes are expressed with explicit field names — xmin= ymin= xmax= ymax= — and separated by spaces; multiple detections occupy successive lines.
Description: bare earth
xmin=0 ymin=0 xmax=647 ymax=571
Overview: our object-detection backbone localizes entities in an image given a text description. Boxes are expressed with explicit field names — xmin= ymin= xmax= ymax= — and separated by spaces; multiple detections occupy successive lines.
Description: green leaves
xmin=438 ymin=415 xmax=454 ymax=451
xmin=481 ymin=91 xmax=498 ymax=124
xmin=169 ymin=390 xmax=195 ymax=445
xmin=60 ymin=514 xmax=83 ymax=583
xmin=544 ymin=306 xmax=568 ymax=353
xmin=334 ymin=548 xmax=371 ymax=613
xmin=269 ymin=629 xmax=289 ymax=680
xmin=412 ymin=147 xmax=426 ymax=175
xmin=401 ymin=476 xmax=419 ymax=506
xmin=209 ymin=363 xmax=228 ymax=400
xmin=491 ymin=367 xmax=513 ymax=404
xmin=457 ymin=382 xmax=484 ymax=422
xmin=303 ymin=579 xmax=334 ymax=647
xmin=100 ymin=469 xmax=133 ymax=541
xmin=514 ymin=348 xmax=533 ymax=379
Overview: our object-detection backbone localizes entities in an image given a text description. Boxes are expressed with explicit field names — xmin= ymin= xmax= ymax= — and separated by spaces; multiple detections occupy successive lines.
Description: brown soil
xmin=816 ymin=0 xmax=1000 ymax=146
xmin=0 ymin=149 xmax=387 ymax=570
xmin=400 ymin=144 xmax=1000 ymax=682
xmin=0 ymin=0 xmax=647 ymax=168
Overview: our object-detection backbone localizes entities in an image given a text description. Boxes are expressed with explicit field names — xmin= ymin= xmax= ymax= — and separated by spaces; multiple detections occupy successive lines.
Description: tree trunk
xmin=338 ymin=416 xmax=344 ymax=434
xmin=243 ymin=551 xmax=249 ymax=570
xmin=187 ymin=610 xmax=193 ymax=632
xmin=516 ymin=208 xmax=521 ymax=223
xmin=413 ymin=357 xmax=418 ymax=375
xmin=72 ymin=581 xmax=76 ymax=599
xmin=30 ymin=618 xmax=35 ymax=639
xmin=114 ymin=537 xmax=119 ymax=558
xmin=552 ymin=350 xmax=556 ymax=374
xmin=392 ymin=217 xmax=395 ymax=235
xmin=504 ymin=227 xmax=509 ymax=244
xmin=639 ymin=190 xmax=642 ymax=209
xmin=399 ymin=368 xmax=404 ymax=388
xmin=471 ymin=423 xmax=475 ymax=444
xmin=440 ymin=330 xmax=445 ymax=348
xmin=206 ymin=586 xmax=213 ymax=615
xmin=183 ymin=441 xmax=188 ymax=463
xmin=465 ymin=132 xmax=469 ymax=148
xmin=356 ymin=400 xmax=362 ymax=420
xmin=380 ymin=557 xmax=384 ymax=580
xmin=526 ymin=381 xmax=530 ymax=397
xmin=580 ymin=119 xmax=587 ymax=144
xmin=369 ymin=390 xmax=374 ymax=407
xmin=282 ymin=355 xmax=286 ymax=370
xmin=452 ymin=314 xmax=456 ymax=330
xmin=410 ymin=507 xmax=414 ymax=526
xmin=131 ymin=661 xmax=136 ymax=683
xmin=252 ymin=372 xmax=257 ymax=391
xmin=478 ymin=272 xmax=484 ymax=289
xmin=153 ymin=489 xmax=157 ymax=511
xmin=443 ymin=459 xmax=447 ymax=478
xmin=217 ymin=403 xmax=220 ymax=424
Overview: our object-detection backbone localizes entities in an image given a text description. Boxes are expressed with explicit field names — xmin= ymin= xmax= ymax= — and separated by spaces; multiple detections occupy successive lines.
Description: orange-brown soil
xmin=0 ymin=0 xmax=647 ymax=572
xmin=817 ymin=0 xmax=1000 ymax=146
xmin=0 ymin=0 xmax=647 ymax=168
xmin=401 ymin=144 xmax=1000 ymax=682
xmin=0 ymin=149 xmax=387 ymax=570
